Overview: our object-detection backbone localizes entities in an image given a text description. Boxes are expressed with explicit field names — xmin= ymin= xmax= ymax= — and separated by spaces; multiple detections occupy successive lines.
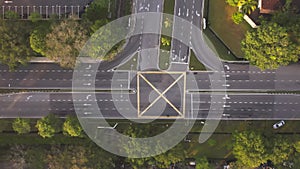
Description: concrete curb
xmin=29 ymin=57 xmax=55 ymax=63
xmin=221 ymin=60 xmax=249 ymax=64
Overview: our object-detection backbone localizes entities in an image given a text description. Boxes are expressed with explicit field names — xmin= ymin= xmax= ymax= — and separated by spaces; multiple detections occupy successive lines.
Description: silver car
xmin=273 ymin=120 xmax=285 ymax=129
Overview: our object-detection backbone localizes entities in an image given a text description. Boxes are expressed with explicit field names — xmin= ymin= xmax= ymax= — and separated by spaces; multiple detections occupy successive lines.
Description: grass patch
xmin=203 ymin=29 xmax=238 ymax=61
xmin=159 ymin=50 xmax=170 ymax=70
xmin=163 ymin=0 xmax=175 ymax=14
xmin=189 ymin=50 xmax=206 ymax=71
xmin=117 ymin=52 xmax=138 ymax=70
xmin=159 ymin=0 xmax=174 ymax=70
xmin=207 ymin=0 xmax=250 ymax=58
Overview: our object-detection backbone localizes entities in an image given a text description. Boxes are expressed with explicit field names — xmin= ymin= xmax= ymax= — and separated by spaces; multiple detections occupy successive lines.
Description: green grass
xmin=189 ymin=50 xmax=206 ymax=71
xmin=159 ymin=0 xmax=175 ymax=70
xmin=159 ymin=50 xmax=170 ymax=70
xmin=163 ymin=0 xmax=175 ymax=14
xmin=207 ymin=0 xmax=250 ymax=58
xmin=117 ymin=52 xmax=138 ymax=70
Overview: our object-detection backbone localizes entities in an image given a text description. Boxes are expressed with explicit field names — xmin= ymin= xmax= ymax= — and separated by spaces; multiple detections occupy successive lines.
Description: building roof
xmin=259 ymin=0 xmax=285 ymax=14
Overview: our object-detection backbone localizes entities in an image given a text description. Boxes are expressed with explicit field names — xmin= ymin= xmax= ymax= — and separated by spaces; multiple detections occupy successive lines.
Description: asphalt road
xmin=170 ymin=0 xmax=203 ymax=64
xmin=1 ymin=91 xmax=299 ymax=120
xmin=1 ymin=63 xmax=299 ymax=91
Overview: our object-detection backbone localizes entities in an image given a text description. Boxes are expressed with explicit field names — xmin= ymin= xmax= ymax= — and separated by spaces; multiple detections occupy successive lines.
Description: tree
xmin=36 ymin=114 xmax=62 ymax=138
xmin=232 ymin=130 xmax=267 ymax=167
xmin=294 ymin=141 xmax=300 ymax=153
xmin=232 ymin=12 xmax=244 ymax=24
xmin=8 ymin=145 xmax=27 ymax=169
xmin=12 ymin=118 xmax=31 ymax=134
xmin=153 ymin=144 xmax=185 ymax=168
xmin=161 ymin=36 xmax=171 ymax=46
xmin=237 ymin=0 xmax=257 ymax=14
xmin=90 ymin=19 xmax=109 ymax=33
xmin=164 ymin=17 xmax=172 ymax=28
xmin=196 ymin=157 xmax=210 ymax=169
xmin=45 ymin=19 xmax=88 ymax=68
xmin=63 ymin=116 xmax=83 ymax=137
xmin=268 ymin=136 xmax=293 ymax=165
xmin=46 ymin=145 xmax=89 ymax=169
xmin=83 ymin=24 xmax=125 ymax=60
xmin=0 ymin=20 xmax=32 ymax=69
xmin=5 ymin=11 xmax=19 ymax=19
xmin=82 ymin=0 xmax=109 ymax=23
xmin=242 ymin=22 xmax=299 ymax=70
xmin=30 ymin=22 xmax=52 ymax=56
xmin=226 ymin=0 xmax=239 ymax=7
xmin=29 ymin=12 xmax=41 ymax=22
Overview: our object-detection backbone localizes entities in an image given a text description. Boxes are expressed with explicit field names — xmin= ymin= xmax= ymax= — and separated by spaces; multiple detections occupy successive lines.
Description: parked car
xmin=273 ymin=120 xmax=285 ymax=129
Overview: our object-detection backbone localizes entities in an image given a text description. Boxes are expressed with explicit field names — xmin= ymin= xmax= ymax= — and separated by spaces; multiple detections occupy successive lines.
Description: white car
xmin=273 ymin=120 xmax=285 ymax=129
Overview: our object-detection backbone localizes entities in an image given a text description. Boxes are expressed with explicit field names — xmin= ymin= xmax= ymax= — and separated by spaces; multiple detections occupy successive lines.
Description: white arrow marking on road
xmin=195 ymin=10 xmax=200 ymax=16
xmin=84 ymin=112 xmax=92 ymax=115
xmin=178 ymin=8 xmax=181 ymax=16
xmin=224 ymin=65 xmax=230 ymax=70
xmin=186 ymin=8 xmax=189 ymax=17
xmin=223 ymin=105 xmax=230 ymax=108
xmin=83 ymin=83 xmax=91 ymax=86
xmin=157 ymin=5 xmax=159 ymax=12
xmin=26 ymin=95 xmax=32 ymax=100
xmin=222 ymin=94 xmax=230 ymax=100
xmin=222 ymin=74 xmax=230 ymax=77
xmin=84 ymin=103 xmax=91 ymax=106
xmin=86 ymin=94 xmax=91 ymax=100
xmin=222 ymin=113 xmax=230 ymax=117
xmin=86 ymin=64 xmax=91 ymax=70
xmin=222 ymin=84 xmax=230 ymax=87
xmin=84 ymin=74 xmax=91 ymax=77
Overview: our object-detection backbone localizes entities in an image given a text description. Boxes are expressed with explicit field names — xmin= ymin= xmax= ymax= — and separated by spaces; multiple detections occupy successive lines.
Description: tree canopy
xmin=241 ymin=22 xmax=299 ymax=70
xmin=45 ymin=20 xmax=88 ymax=68
xmin=35 ymin=114 xmax=62 ymax=138
xmin=0 ymin=20 xmax=32 ymax=69
xmin=30 ymin=22 xmax=52 ymax=56
xmin=12 ymin=118 xmax=31 ymax=134
xmin=196 ymin=157 xmax=210 ymax=169
xmin=233 ymin=130 xmax=295 ymax=167
xmin=63 ymin=116 xmax=83 ymax=137
xmin=233 ymin=130 xmax=267 ymax=167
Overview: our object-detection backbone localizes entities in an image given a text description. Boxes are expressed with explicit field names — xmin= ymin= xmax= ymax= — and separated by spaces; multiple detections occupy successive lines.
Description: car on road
xmin=273 ymin=120 xmax=285 ymax=129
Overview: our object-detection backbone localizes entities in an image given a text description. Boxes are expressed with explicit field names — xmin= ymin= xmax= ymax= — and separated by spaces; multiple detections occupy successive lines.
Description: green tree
xmin=29 ymin=12 xmax=41 ymax=22
xmin=232 ymin=12 xmax=244 ymax=24
xmin=45 ymin=19 xmax=88 ymax=68
xmin=46 ymin=145 xmax=89 ymax=169
xmin=12 ymin=118 xmax=31 ymax=134
xmin=82 ymin=24 xmax=125 ymax=61
xmin=30 ymin=22 xmax=52 ymax=56
xmin=161 ymin=36 xmax=171 ymax=46
xmin=63 ymin=116 xmax=83 ymax=137
xmin=36 ymin=114 xmax=62 ymax=138
xmin=294 ymin=141 xmax=300 ymax=153
xmin=226 ymin=0 xmax=239 ymax=7
xmin=90 ymin=19 xmax=109 ymax=33
xmin=237 ymin=0 xmax=257 ymax=14
xmin=196 ymin=157 xmax=210 ymax=169
xmin=82 ymin=0 xmax=109 ymax=23
xmin=153 ymin=144 xmax=185 ymax=168
xmin=164 ymin=17 xmax=172 ymax=28
xmin=232 ymin=130 xmax=267 ymax=167
xmin=269 ymin=136 xmax=293 ymax=165
xmin=0 ymin=20 xmax=32 ymax=69
xmin=5 ymin=11 xmax=19 ymax=19
xmin=242 ymin=22 xmax=299 ymax=70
